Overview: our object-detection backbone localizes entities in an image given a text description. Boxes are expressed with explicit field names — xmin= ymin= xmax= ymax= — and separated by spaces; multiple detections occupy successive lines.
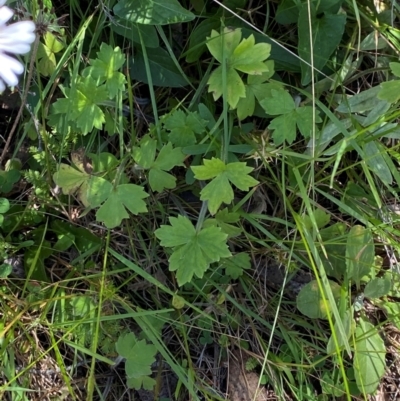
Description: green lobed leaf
xmin=163 ymin=110 xmax=207 ymax=147
xmin=220 ymin=252 xmax=251 ymax=279
xmin=83 ymin=43 xmax=126 ymax=99
xmin=155 ymin=216 xmax=231 ymax=286
xmin=192 ymin=158 xmax=258 ymax=215
xmin=96 ymin=184 xmax=149 ymax=228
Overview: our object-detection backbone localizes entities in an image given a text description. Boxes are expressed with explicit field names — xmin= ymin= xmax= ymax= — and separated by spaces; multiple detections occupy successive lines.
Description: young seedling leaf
xmin=191 ymin=158 xmax=259 ymax=215
xmin=96 ymin=184 xmax=149 ymax=228
xmin=155 ymin=215 xmax=231 ymax=286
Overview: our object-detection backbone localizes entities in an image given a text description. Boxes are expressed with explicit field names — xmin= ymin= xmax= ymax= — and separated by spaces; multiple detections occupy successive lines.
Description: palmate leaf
xmin=96 ymin=184 xmax=149 ymax=228
xmin=163 ymin=110 xmax=207 ymax=147
xmin=132 ymin=135 xmax=185 ymax=192
xmin=83 ymin=43 xmax=126 ymax=99
xmin=53 ymin=164 xmax=111 ymax=208
xmin=261 ymin=88 xmax=321 ymax=145
xmin=191 ymin=158 xmax=259 ymax=215
xmin=116 ymin=332 xmax=157 ymax=390
xmin=206 ymin=28 xmax=271 ymax=109
xmin=155 ymin=215 xmax=231 ymax=286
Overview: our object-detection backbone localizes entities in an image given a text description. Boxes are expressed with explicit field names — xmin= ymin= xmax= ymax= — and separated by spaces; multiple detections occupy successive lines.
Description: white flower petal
xmin=0 ymin=21 xmax=36 ymax=54
xmin=0 ymin=52 xmax=24 ymax=87
xmin=0 ymin=5 xmax=13 ymax=27
xmin=0 ymin=0 xmax=7 ymax=7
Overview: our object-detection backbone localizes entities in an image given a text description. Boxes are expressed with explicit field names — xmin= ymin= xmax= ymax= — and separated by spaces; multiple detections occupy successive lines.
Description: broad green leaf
xmin=220 ymin=252 xmax=250 ymax=279
xmin=336 ymin=86 xmax=382 ymax=114
xmin=155 ymin=215 xmax=231 ymax=286
xmin=296 ymin=280 xmax=341 ymax=319
xmin=83 ymin=43 xmax=126 ymax=99
xmin=186 ymin=17 xmax=220 ymax=63
xmin=389 ymin=61 xmax=400 ymax=77
xmin=131 ymin=47 xmax=189 ymax=88
xmin=346 ymin=225 xmax=375 ymax=288
xmin=111 ymin=17 xmax=159 ymax=48
xmin=320 ymin=222 xmax=347 ymax=280
xmin=0 ymin=169 xmax=20 ymax=193
xmin=296 ymin=106 xmax=319 ymax=138
xmin=0 ymin=263 xmax=12 ymax=278
xmin=0 ymin=198 xmax=10 ymax=214
xmin=327 ymin=309 xmax=355 ymax=354
xmin=363 ymin=141 xmax=392 ymax=185
xmin=298 ymin=4 xmax=346 ymax=85
xmin=353 ymin=318 xmax=386 ymax=394
xmin=192 ymin=158 xmax=259 ymax=215
xmin=303 ymin=208 xmax=330 ymax=230
xmin=379 ymin=80 xmax=400 ymax=103
xmin=163 ymin=110 xmax=207 ymax=147
xmin=96 ymin=184 xmax=149 ymax=228
xmin=364 ymin=277 xmax=391 ymax=299
xmin=113 ymin=0 xmax=195 ymax=25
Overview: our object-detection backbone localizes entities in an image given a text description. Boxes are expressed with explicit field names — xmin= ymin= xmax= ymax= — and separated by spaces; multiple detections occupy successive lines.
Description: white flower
xmin=0 ymin=0 xmax=36 ymax=92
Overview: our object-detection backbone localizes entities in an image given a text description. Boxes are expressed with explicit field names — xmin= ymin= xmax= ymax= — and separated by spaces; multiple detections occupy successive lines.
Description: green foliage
xmin=155 ymin=215 xmax=232 ymax=286
xmin=162 ymin=110 xmax=208 ymax=147
xmin=36 ymin=31 xmax=65 ymax=76
xmin=260 ymin=88 xmax=322 ymax=145
xmin=116 ymin=332 xmax=157 ymax=390
xmin=82 ymin=43 xmax=126 ymax=99
xmin=113 ymin=0 xmax=195 ymax=25
xmin=353 ymin=318 xmax=386 ymax=395
xmin=191 ymin=158 xmax=259 ymax=215
xmin=379 ymin=62 xmax=400 ymax=103
xmin=132 ymin=135 xmax=185 ymax=192
xmin=206 ymin=28 xmax=271 ymax=109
